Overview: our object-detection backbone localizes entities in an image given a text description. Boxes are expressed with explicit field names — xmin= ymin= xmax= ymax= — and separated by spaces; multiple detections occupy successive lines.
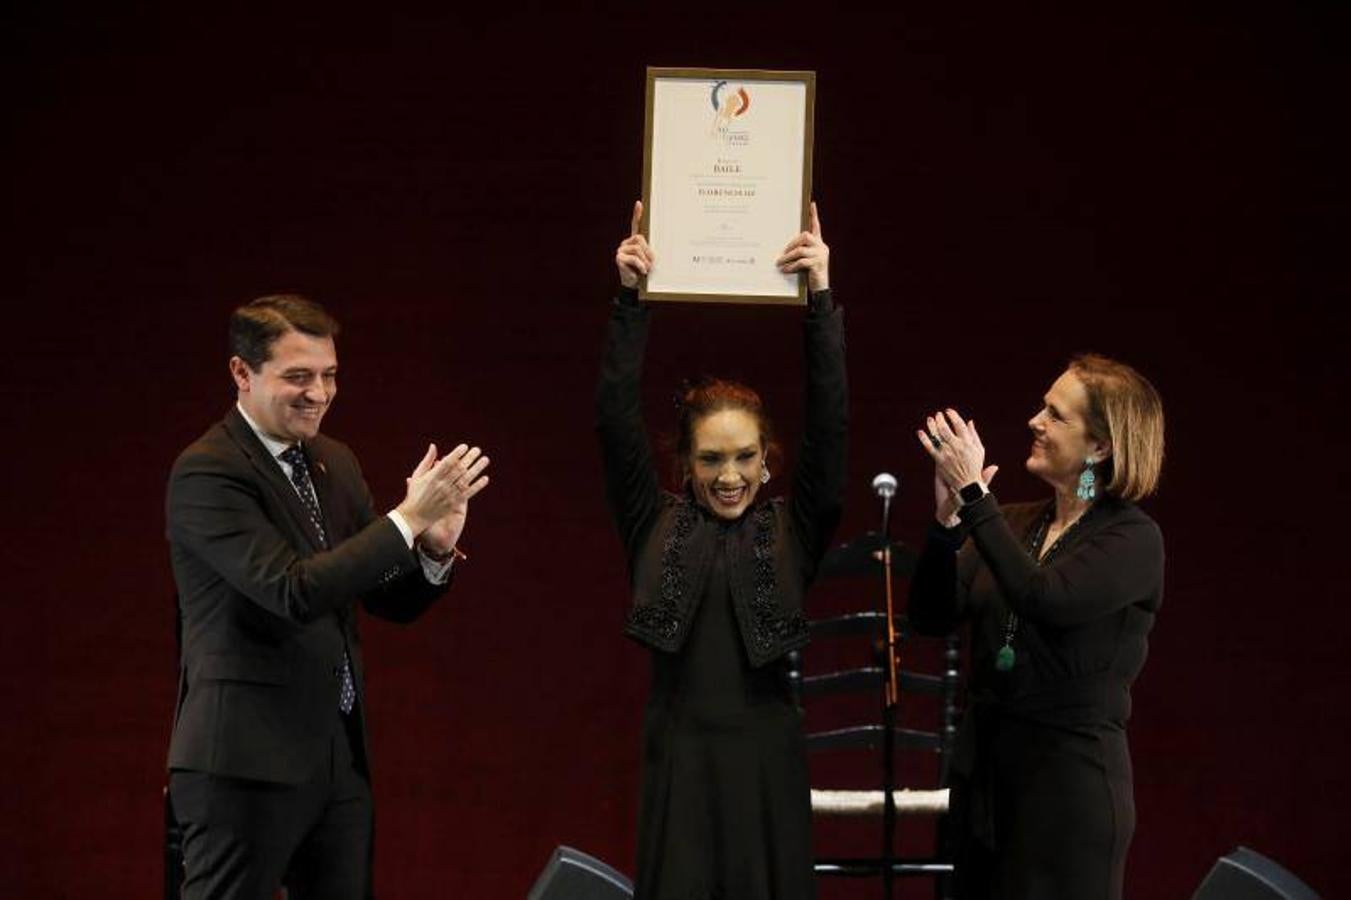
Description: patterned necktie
xmin=279 ymin=445 xmax=327 ymax=546
xmin=280 ymin=445 xmax=356 ymax=715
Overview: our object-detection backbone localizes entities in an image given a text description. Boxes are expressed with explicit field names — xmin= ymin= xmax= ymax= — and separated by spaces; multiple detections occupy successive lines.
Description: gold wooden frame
xmin=640 ymin=67 xmax=816 ymax=305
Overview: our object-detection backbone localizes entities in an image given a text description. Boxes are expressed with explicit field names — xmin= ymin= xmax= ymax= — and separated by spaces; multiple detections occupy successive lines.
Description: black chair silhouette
xmin=791 ymin=600 xmax=961 ymax=899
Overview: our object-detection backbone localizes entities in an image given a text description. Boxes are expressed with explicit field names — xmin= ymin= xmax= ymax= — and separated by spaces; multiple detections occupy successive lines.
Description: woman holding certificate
xmin=907 ymin=359 xmax=1165 ymax=900
xmin=597 ymin=201 xmax=844 ymax=899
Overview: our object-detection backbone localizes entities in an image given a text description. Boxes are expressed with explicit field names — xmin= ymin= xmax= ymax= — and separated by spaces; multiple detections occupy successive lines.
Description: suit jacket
xmin=165 ymin=407 xmax=449 ymax=784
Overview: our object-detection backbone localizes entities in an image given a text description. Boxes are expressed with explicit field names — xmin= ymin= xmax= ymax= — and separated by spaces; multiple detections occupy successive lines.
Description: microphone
xmin=871 ymin=472 xmax=898 ymax=499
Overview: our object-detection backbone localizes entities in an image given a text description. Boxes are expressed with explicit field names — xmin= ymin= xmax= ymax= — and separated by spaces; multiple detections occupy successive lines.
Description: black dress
xmin=597 ymin=288 xmax=847 ymax=900
xmin=908 ymin=494 xmax=1164 ymax=900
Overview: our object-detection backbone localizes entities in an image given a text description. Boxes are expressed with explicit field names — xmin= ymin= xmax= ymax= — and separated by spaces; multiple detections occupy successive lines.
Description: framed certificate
xmin=640 ymin=67 xmax=815 ymax=305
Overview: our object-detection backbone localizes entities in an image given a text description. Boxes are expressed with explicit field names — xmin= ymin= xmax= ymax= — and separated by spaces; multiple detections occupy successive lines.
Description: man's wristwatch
xmin=958 ymin=481 xmax=989 ymax=506
xmin=419 ymin=543 xmax=465 ymax=564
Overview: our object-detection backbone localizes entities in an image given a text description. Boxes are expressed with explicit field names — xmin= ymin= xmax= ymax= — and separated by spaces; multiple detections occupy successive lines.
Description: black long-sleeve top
xmin=909 ymin=492 xmax=1164 ymax=727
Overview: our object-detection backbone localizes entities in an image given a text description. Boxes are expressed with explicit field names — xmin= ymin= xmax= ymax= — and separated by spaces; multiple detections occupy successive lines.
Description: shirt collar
xmin=236 ymin=402 xmax=294 ymax=461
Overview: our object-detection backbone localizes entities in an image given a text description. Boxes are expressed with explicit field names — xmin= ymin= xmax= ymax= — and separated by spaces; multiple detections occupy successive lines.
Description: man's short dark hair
xmin=229 ymin=294 xmax=340 ymax=371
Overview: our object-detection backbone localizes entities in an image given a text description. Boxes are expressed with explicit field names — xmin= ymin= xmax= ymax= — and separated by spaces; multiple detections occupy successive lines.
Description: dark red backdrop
xmin=3 ymin=6 xmax=1346 ymax=897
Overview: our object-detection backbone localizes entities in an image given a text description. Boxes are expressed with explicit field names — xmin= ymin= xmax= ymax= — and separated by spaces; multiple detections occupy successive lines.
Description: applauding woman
xmin=908 ymin=357 xmax=1165 ymax=900
xmin=597 ymin=201 xmax=846 ymax=900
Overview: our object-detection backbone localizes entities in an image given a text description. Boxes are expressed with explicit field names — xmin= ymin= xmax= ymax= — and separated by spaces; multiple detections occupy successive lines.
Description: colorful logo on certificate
xmin=710 ymin=81 xmax=751 ymax=136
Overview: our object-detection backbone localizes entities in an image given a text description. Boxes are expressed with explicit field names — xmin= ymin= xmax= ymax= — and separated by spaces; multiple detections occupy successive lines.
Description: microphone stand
xmin=876 ymin=478 xmax=899 ymax=900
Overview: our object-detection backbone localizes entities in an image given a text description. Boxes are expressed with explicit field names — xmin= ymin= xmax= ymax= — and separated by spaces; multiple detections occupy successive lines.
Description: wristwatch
xmin=958 ymin=481 xmax=988 ymax=506
xmin=419 ymin=543 xmax=465 ymax=564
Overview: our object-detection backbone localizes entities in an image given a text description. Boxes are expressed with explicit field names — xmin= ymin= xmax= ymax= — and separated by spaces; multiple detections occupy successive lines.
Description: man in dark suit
xmin=166 ymin=294 xmax=490 ymax=899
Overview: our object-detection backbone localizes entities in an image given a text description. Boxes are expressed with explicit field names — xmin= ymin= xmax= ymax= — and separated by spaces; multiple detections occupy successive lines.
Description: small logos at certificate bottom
xmin=692 ymin=255 xmax=756 ymax=266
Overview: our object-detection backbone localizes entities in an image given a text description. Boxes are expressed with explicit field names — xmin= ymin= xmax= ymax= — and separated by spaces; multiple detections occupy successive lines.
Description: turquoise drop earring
xmin=1076 ymin=457 xmax=1097 ymax=501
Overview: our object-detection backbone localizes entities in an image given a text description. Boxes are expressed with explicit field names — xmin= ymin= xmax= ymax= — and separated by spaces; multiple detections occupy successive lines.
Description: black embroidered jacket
xmin=596 ymin=288 xmax=847 ymax=667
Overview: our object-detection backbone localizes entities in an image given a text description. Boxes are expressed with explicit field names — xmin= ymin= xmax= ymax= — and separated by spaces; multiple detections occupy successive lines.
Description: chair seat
xmin=810 ymin=788 xmax=949 ymax=816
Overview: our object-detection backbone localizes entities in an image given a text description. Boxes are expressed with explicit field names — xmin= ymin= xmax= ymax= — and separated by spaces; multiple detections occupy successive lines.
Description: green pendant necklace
xmin=995 ymin=617 xmax=1019 ymax=671
xmin=996 ymin=503 xmax=1095 ymax=673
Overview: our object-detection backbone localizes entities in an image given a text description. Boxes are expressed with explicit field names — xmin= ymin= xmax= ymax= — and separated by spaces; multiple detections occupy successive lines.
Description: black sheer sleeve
xmin=595 ymin=291 xmax=663 ymax=565
xmin=788 ymin=290 xmax=848 ymax=578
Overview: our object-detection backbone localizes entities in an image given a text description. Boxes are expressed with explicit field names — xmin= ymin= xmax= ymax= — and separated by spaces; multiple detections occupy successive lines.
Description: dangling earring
xmin=1077 ymin=457 xmax=1097 ymax=501
xmin=761 ymin=465 xmax=771 ymax=485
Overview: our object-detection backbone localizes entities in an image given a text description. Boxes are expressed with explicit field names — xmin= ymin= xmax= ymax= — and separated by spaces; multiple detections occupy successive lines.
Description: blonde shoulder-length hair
xmin=1069 ymin=354 xmax=1165 ymax=501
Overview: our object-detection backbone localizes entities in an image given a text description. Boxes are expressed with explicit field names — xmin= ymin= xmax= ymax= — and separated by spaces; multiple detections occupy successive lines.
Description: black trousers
xmin=169 ymin=714 xmax=373 ymax=900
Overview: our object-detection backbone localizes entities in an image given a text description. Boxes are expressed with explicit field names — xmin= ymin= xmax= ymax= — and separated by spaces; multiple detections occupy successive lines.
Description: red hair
xmin=670 ymin=377 xmax=779 ymax=484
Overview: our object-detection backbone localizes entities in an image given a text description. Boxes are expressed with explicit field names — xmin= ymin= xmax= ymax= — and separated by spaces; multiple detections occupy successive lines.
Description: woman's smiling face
xmin=688 ymin=408 xmax=765 ymax=520
xmin=1026 ymin=369 xmax=1108 ymax=490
